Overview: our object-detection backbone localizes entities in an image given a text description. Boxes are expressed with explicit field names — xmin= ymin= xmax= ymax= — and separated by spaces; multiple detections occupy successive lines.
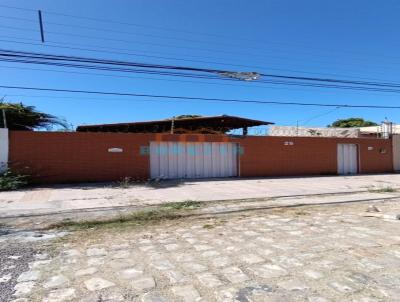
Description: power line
xmin=0 ymin=49 xmax=230 ymax=74
xmin=2 ymin=36 xmax=397 ymax=84
xmin=1 ymin=24 xmax=291 ymax=60
xmin=0 ymin=57 xmax=232 ymax=81
xmin=39 ymin=19 xmax=400 ymax=67
xmin=3 ymin=23 xmax=400 ymax=78
xmin=1 ymin=64 xmax=396 ymax=98
xmin=0 ymin=64 xmax=329 ymax=93
xmin=0 ymin=37 xmax=272 ymax=71
xmin=260 ymin=73 xmax=400 ymax=88
xmin=4 ymin=93 xmax=185 ymax=104
xmin=301 ymin=107 xmax=341 ymax=126
xmin=35 ymin=30 xmax=400 ymax=73
xmin=1 ymin=84 xmax=400 ymax=109
xmin=6 ymin=12 xmax=397 ymax=71
xmin=3 ymin=60 xmax=400 ymax=95
xmin=0 ymin=3 xmax=398 ymax=63
xmin=2 ymin=49 xmax=400 ymax=93
xmin=2 ymin=22 xmax=400 ymax=82
xmin=4 ymin=57 xmax=400 ymax=94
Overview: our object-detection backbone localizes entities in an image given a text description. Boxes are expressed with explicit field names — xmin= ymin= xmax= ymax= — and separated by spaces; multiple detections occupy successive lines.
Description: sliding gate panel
xmin=337 ymin=143 xmax=358 ymax=175
xmin=150 ymin=142 xmax=238 ymax=179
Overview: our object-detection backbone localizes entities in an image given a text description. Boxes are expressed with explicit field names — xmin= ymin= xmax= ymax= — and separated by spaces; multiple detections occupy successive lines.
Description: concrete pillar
xmin=393 ymin=134 xmax=400 ymax=172
xmin=0 ymin=128 xmax=8 ymax=173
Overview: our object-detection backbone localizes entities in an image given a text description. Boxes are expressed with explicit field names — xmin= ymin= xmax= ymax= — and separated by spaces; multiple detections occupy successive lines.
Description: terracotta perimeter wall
xmin=8 ymin=131 xmax=393 ymax=183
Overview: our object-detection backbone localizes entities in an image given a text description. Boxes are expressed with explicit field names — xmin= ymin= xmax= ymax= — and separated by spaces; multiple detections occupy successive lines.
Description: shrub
xmin=116 ymin=176 xmax=135 ymax=188
xmin=0 ymin=169 xmax=28 ymax=191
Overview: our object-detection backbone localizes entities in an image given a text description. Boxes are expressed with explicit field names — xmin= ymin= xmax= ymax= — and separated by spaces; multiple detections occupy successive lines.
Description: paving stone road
xmin=0 ymin=228 xmax=67 ymax=302
xmin=4 ymin=200 xmax=400 ymax=302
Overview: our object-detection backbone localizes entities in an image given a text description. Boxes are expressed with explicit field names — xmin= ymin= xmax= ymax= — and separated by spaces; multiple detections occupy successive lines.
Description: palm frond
xmin=0 ymin=101 xmax=68 ymax=131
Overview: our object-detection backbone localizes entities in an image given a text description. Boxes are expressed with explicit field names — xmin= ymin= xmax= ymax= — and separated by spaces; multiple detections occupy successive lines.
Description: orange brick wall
xmin=238 ymin=136 xmax=393 ymax=177
xmin=8 ymin=131 xmax=393 ymax=183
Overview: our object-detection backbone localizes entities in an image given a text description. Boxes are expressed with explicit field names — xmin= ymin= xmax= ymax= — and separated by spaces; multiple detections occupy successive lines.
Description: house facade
xmin=3 ymin=130 xmax=394 ymax=183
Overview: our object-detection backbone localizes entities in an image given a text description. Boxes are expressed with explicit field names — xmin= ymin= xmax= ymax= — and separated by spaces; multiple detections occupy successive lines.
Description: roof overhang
xmin=76 ymin=115 xmax=274 ymax=133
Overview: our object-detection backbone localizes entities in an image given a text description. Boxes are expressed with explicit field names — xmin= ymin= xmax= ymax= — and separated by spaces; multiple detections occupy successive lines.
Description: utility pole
xmin=1 ymin=96 xmax=6 ymax=128
xmin=170 ymin=116 xmax=175 ymax=134
xmin=38 ymin=10 xmax=45 ymax=43
xmin=2 ymin=109 xmax=6 ymax=128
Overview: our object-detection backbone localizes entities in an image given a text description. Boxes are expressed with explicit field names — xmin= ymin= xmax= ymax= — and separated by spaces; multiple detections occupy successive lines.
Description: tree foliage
xmin=0 ymin=101 xmax=68 ymax=131
xmin=173 ymin=115 xmax=202 ymax=120
xmin=328 ymin=118 xmax=378 ymax=128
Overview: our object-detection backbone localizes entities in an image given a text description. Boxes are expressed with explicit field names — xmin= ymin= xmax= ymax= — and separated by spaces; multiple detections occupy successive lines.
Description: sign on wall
xmin=108 ymin=147 xmax=123 ymax=153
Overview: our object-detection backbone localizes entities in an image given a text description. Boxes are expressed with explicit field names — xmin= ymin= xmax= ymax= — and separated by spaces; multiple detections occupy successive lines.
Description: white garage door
xmin=150 ymin=142 xmax=238 ymax=179
xmin=337 ymin=144 xmax=358 ymax=175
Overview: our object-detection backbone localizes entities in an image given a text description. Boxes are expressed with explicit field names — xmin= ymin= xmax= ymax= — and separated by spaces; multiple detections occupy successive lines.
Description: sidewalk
xmin=1 ymin=174 xmax=400 ymax=219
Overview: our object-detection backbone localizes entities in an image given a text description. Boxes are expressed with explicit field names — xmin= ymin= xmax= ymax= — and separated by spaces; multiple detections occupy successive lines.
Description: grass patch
xmin=49 ymin=201 xmax=203 ymax=230
xmin=114 ymin=176 xmax=141 ymax=188
xmin=203 ymin=224 xmax=215 ymax=229
xmin=160 ymin=200 xmax=202 ymax=210
xmin=48 ymin=200 xmax=203 ymax=231
xmin=368 ymin=186 xmax=397 ymax=193
xmin=49 ymin=207 xmax=186 ymax=230
xmin=294 ymin=210 xmax=310 ymax=216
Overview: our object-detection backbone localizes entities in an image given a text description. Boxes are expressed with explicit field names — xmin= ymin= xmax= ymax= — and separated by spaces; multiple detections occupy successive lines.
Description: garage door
xmin=150 ymin=142 xmax=238 ymax=179
xmin=337 ymin=144 xmax=358 ymax=175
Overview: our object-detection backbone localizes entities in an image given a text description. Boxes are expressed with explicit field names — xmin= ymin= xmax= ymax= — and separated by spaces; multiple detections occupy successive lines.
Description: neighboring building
xmin=359 ymin=122 xmax=400 ymax=138
xmin=270 ymin=121 xmax=399 ymax=139
xmin=269 ymin=126 xmax=359 ymax=138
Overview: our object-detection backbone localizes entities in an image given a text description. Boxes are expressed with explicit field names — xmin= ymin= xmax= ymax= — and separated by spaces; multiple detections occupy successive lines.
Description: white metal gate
xmin=337 ymin=144 xmax=358 ymax=175
xmin=150 ymin=142 xmax=238 ymax=179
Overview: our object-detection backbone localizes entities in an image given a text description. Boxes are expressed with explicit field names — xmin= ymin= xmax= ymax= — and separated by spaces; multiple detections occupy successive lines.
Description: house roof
xmin=76 ymin=115 xmax=273 ymax=133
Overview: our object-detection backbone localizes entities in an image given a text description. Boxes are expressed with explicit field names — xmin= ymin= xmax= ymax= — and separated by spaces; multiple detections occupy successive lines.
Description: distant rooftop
xmin=359 ymin=125 xmax=400 ymax=133
xmin=76 ymin=115 xmax=273 ymax=134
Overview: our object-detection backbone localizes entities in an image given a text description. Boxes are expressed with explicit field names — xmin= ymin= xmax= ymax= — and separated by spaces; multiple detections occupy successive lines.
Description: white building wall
xmin=269 ymin=126 xmax=359 ymax=138
xmin=0 ymin=128 xmax=8 ymax=173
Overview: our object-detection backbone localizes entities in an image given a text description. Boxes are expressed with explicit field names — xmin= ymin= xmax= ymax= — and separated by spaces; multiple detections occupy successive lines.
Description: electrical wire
xmin=1 ymin=21 xmax=400 ymax=82
xmin=0 ymin=64 xmax=334 ymax=93
xmin=2 ymin=23 xmax=400 ymax=78
xmin=1 ymin=36 xmax=397 ymax=84
xmin=1 ymin=84 xmax=400 ymax=109
xmin=301 ymin=107 xmax=341 ymax=126
xmin=0 ymin=3 xmax=398 ymax=63
xmin=2 ymin=49 xmax=400 ymax=94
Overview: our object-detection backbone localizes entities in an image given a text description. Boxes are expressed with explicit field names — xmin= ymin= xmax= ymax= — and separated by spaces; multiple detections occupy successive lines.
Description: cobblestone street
xmin=5 ymin=199 xmax=400 ymax=302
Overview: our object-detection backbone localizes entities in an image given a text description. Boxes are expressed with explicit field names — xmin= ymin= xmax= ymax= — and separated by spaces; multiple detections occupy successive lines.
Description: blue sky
xmin=0 ymin=0 xmax=399 ymax=131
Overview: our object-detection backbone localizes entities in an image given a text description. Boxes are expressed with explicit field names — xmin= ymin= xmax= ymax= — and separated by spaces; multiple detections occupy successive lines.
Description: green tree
xmin=327 ymin=118 xmax=378 ymax=128
xmin=0 ymin=101 xmax=68 ymax=131
xmin=173 ymin=115 xmax=202 ymax=119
